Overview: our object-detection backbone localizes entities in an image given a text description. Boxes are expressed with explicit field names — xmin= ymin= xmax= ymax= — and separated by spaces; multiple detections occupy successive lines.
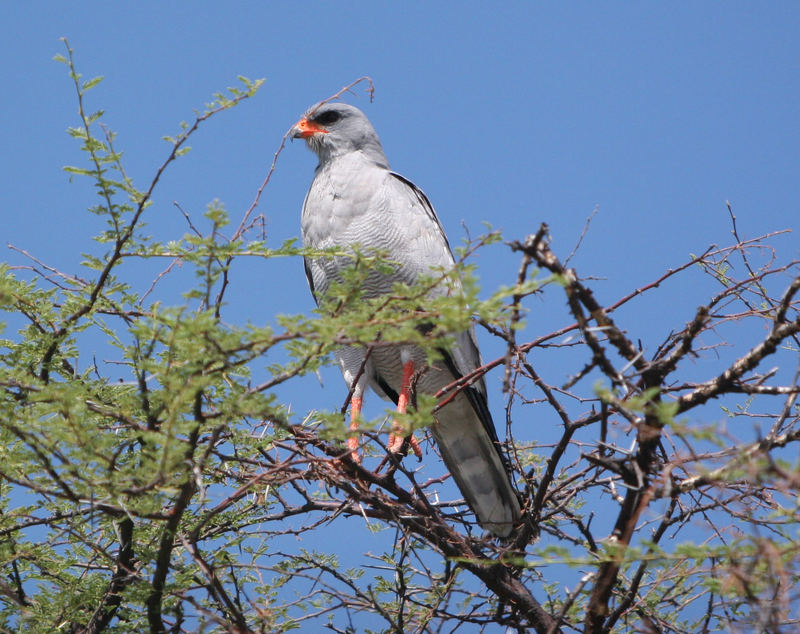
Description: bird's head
xmin=291 ymin=102 xmax=387 ymax=165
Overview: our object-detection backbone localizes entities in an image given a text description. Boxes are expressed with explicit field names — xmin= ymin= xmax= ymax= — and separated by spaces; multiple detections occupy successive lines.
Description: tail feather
xmin=432 ymin=389 xmax=521 ymax=537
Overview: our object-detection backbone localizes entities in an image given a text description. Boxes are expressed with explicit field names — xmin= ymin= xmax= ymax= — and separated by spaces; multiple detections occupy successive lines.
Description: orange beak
xmin=292 ymin=117 xmax=329 ymax=139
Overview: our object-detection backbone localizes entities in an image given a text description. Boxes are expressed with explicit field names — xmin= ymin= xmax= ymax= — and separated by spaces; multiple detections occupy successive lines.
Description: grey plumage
xmin=292 ymin=102 xmax=521 ymax=537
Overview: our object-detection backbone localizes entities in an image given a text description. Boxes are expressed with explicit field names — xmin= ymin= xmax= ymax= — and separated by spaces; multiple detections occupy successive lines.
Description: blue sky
xmin=4 ymin=2 xmax=797 ymax=407
xmin=2 ymin=2 xmax=799 ymax=628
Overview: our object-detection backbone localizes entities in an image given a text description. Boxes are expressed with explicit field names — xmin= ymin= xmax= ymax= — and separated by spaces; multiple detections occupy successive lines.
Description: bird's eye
xmin=315 ymin=111 xmax=342 ymax=126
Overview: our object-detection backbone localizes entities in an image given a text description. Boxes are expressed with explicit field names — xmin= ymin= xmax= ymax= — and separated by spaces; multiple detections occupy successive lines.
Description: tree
xmin=1 ymin=42 xmax=798 ymax=633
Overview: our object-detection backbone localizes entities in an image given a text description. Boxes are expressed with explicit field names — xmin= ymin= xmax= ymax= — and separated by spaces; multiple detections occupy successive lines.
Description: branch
xmin=81 ymin=518 xmax=136 ymax=634
xmin=677 ymin=297 xmax=800 ymax=414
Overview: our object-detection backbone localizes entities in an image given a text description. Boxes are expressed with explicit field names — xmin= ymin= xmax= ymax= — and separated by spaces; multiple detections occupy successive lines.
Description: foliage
xmin=1 ymin=42 xmax=799 ymax=633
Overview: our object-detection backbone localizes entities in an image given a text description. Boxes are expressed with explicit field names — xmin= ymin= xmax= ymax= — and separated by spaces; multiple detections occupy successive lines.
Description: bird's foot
xmin=344 ymin=395 xmax=364 ymax=465
xmin=346 ymin=435 xmax=362 ymax=465
xmin=388 ymin=431 xmax=423 ymax=461
xmin=386 ymin=359 xmax=423 ymax=460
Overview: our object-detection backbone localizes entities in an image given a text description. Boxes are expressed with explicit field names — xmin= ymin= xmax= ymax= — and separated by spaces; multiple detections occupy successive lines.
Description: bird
xmin=291 ymin=102 xmax=521 ymax=537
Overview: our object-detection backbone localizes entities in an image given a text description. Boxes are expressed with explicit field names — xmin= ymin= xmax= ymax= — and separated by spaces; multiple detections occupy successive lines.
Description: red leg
xmin=389 ymin=360 xmax=423 ymax=459
xmin=347 ymin=395 xmax=363 ymax=464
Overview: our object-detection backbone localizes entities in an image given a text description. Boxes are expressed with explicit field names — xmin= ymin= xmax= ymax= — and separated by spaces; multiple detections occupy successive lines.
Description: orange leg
xmin=388 ymin=360 xmax=423 ymax=459
xmin=347 ymin=395 xmax=363 ymax=464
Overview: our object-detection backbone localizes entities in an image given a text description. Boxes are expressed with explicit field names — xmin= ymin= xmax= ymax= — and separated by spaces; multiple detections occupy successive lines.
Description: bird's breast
xmin=302 ymin=164 xmax=406 ymax=287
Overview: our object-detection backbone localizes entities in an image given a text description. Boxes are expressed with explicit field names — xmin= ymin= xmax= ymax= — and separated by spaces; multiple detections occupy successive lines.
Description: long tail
xmin=432 ymin=386 xmax=521 ymax=537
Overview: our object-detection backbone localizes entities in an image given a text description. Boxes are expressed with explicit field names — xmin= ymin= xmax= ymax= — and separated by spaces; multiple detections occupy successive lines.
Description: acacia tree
xmin=1 ymin=44 xmax=799 ymax=633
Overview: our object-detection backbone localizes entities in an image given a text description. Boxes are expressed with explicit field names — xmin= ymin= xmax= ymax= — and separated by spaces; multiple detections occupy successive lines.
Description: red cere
xmin=295 ymin=118 xmax=329 ymax=138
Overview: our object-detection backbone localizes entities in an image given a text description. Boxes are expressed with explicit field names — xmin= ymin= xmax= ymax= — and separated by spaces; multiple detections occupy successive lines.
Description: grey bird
xmin=292 ymin=102 xmax=521 ymax=537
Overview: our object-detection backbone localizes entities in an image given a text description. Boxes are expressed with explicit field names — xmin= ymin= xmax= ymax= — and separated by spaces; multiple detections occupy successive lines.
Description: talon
xmin=386 ymin=358 xmax=422 ymax=459
xmin=388 ymin=432 xmax=403 ymax=454
xmin=388 ymin=428 xmax=422 ymax=460
xmin=347 ymin=435 xmax=362 ymax=464
xmin=408 ymin=433 xmax=423 ymax=460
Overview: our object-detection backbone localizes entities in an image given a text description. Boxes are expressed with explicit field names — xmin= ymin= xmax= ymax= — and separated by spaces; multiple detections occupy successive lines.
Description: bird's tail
xmin=431 ymin=390 xmax=521 ymax=537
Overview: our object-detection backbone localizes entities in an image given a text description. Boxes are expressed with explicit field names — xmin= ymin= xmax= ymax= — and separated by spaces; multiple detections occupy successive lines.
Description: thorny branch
xmin=4 ymin=52 xmax=799 ymax=632
xmin=7 ymin=214 xmax=799 ymax=630
xmin=504 ymin=222 xmax=799 ymax=631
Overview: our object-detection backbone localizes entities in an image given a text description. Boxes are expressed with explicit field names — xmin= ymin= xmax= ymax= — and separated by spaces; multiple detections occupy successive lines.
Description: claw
xmin=388 ymin=430 xmax=423 ymax=459
xmin=408 ymin=433 xmax=423 ymax=459
xmin=387 ymin=359 xmax=423 ymax=460
xmin=348 ymin=359 xmax=424 ymax=464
